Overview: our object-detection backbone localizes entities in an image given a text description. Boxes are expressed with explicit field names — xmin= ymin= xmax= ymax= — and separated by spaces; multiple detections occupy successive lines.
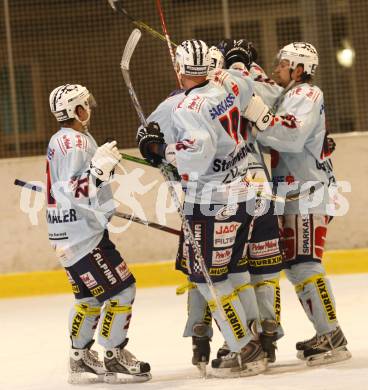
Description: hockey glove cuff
xmin=90 ymin=141 xmax=121 ymax=182
xmin=243 ymin=95 xmax=274 ymax=131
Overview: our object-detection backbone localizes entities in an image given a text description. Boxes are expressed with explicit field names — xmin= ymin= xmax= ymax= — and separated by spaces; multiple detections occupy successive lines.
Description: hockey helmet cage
xmin=175 ymin=39 xmax=211 ymax=76
xmin=49 ymin=84 xmax=96 ymax=122
xmin=278 ymin=42 xmax=319 ymax=76
xmin=209 ymin=46 xmax=225 ymax=70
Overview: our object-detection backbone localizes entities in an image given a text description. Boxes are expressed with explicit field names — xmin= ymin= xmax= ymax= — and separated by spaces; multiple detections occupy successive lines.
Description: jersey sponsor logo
xmin=213 ymin=145 xmax=247 ymax=172
xmin=214 ymin=222 xmax=241 ymax=248
xmin=248 ymin=255 xmax=283 ymax=268
xmin=187 ymin=95 xmax=206 ymax=112
xmin=92 ymin=251 xmax=118 ymax=286
xmin=80 ymin=272 xmax=98 ymax=288
xmin=47 ymin=208 xmax=77 ymax=224
xmin=192 ymin=223 xmax=204 ymax=271
xmin=222 ymin=301 xmax=246 ymax=340
xmin=61 ymin=134 xmax=73 ymax=150
xmin=298 ymin=215 xmax=311 ymax=256
xmin=249 ymin=239 xmax=280 ymax=259
xmin=274 ymin=285 xmax=281 ymax=324
xmin=212 ymin=248 xmax=233 ymax=266
xmin=215 ymin=204 xmax=239 ymax=221
xmin=315 ymin=277 xmax=337 ymax=322
xmin=209 ymin=266 xmax=228 ymax=276
xmin=71 ymin=311 xmax=85 ymax=337
xmin=115 ymin=262 xmax=131 ymax=282
xmin=91 ymin=285 xmax=105 ymax=297
xmin=209 ymin=92 xmax=236 ymax=120
xmin=72 ymin=285 xmax=80 ymax=294
xmin=100 ymin=300 xmax=119 ymax=338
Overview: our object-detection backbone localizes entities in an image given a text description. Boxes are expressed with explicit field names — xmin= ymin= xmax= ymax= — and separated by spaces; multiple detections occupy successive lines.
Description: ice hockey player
xmin=47 ymin=84 xmax=151 ymax=384
xmin=242 ymin=42 xmax=352 ymax=366
xmin=137 ymin=39 xmax=269 ymax=377
xmin=214 ymin=39 xmax=285 ymax=363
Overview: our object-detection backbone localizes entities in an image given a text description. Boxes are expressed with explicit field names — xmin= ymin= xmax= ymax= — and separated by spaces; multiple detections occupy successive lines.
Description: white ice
xmin=1 ymin=273 xmax=367 ymax=390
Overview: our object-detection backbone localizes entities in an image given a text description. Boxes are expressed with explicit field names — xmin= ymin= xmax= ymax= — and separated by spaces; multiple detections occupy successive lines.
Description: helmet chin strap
xmin=74 ymin=108 xmax=91 ymax=128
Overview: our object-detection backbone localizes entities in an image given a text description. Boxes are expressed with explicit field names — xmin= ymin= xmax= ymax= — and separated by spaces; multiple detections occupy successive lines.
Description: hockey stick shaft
xmin=14 ymin=179 xmax=180 ymax=236
xmin=155 ymin=0 xmax=182 ymax=88
xmin=122 ymin=28 xmax=226 ymax=320
xmin=107 ymin=0 xmax=177 ymax=47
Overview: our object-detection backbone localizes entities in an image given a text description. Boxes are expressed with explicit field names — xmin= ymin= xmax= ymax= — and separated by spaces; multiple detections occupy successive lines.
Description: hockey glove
xmin=218 ymin=39 xmax=255 ymax=70
xmin=90 ymin=141 xmax=121 ymax=181
xmin=243 ymin=95 xmax=274 ymax=131
xmin=137 ymin=121 xmax=166 ymax=167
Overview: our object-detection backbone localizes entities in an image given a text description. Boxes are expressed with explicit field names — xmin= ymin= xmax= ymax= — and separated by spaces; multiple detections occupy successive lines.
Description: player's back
xmin=172 ymin=69 xmax=255 ymax=204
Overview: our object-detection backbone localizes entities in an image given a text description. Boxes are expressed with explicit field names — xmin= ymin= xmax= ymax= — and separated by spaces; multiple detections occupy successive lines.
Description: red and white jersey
xmin=170 ymin=69 xmax=254 ymax=204
xmin=46 ymin=127 xmax=114 ymax=267
xmin=255 ymin=83 xmax=336 ymax=214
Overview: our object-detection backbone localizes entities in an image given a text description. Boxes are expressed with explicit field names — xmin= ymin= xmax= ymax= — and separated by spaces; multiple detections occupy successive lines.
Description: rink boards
xmin=0 ymin=248 xmax=367 ymax=298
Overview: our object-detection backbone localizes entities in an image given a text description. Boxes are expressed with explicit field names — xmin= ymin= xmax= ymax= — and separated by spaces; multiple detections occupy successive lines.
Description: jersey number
xmin=219 ymin=107 xmax=240 ymax=143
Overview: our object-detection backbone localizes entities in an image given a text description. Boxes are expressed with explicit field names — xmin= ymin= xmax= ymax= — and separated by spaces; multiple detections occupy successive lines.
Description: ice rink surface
xmin=1 ymin=273 xmax=367 ymax=390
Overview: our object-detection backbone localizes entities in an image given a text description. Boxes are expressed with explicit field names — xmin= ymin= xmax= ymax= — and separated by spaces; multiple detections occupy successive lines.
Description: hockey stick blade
xmin=121 ymin=28 xmax=141 ymax=71
xmin=121 ymin=29 xmax=147 ymax=127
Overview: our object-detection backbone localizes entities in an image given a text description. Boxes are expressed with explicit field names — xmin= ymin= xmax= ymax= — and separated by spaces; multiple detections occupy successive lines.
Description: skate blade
xmin=68 ymin=371 xmax=105 ymax=384
xmin=104 ymin=371 xmax=152 ymax=384
xmin=211 ymin=359 xmax=267 ymax=378
xmin=296 ymin=350 xmax=306 ymax=361
xmin=306 ymin=347 xmax=352 ymax=367
xmin=196 ymin=362 xmax=207 ymax=378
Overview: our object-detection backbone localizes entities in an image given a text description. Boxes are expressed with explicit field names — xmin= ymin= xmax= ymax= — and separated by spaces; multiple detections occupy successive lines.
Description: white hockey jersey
xmin=46 ymin=127 xmax=114 ymax=267
xmin=169 ymin=69 xmax=254 ymax=204
xmin=255 ymin=83 xmax=335 ymax=214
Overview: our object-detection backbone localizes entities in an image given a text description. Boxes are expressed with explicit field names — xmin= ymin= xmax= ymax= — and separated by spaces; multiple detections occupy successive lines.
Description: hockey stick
xmin=155 ymin=0 xmax=182 ymax=88
xmin=107 ymin=0 xmax=177 ymax=47
xmin=121 ymin=28 xmax=227 ymax=320
xmin=14 ymin=179 xmax=181 ymax=236
xmin=122 ymin=152 xmax=321 ymax=203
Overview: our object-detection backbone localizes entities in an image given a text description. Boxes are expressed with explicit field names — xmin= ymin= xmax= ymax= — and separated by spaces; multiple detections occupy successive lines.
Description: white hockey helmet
xmin=208 ymin=46 xmax=225 ymax=70
xmin=278 ymin=42 xmax=319 ymax=76
xmin=49 ymin=84 xmax=96 ymax=124
xmin=175 ymin=39 xmax=211 ymax=76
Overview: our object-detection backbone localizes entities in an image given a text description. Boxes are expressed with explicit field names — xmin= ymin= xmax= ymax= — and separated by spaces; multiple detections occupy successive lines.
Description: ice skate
xmin=260 ymin=319 xmax=278 ymax=363
xmin=211 ymin=339 xmax=267 ymax=378
xmin=104 ymin=338 xmax=152 ymax=383
xmin=302 ymin=327 xmax=352 ymax=366
xmin=296 ymin=333 xmax=318 ymax=360
xmin=68 ymin=340 xmax=106 ymax=384
xmin=216 ymin=341 xmax=230 ymax=358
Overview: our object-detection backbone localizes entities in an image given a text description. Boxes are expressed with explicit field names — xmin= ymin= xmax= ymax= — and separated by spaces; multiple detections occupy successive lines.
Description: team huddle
xmin=46 ymin=35 xmax=351 ymax=384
